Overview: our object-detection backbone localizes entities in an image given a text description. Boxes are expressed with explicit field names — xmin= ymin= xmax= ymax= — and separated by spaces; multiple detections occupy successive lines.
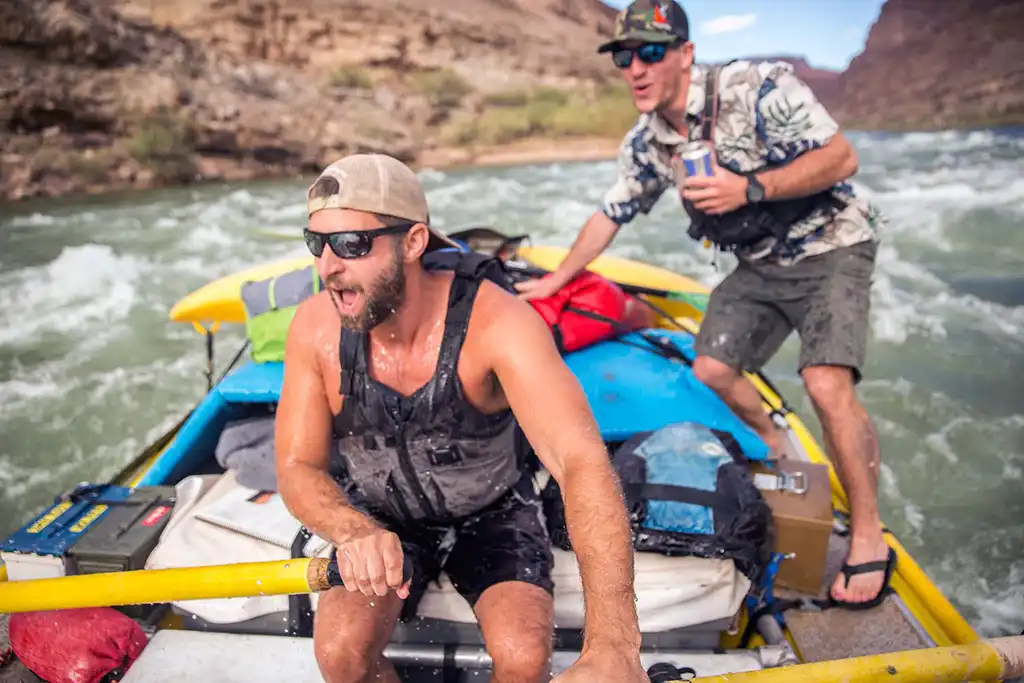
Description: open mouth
xmin=633 ymin=83 xmax=652 ymax=98
xmin=334 ymin=288 xmax=362 ymax=312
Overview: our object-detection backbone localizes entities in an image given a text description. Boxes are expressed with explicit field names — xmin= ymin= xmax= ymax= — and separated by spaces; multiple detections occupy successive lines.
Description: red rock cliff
xmin=834 ymin=0 xmax=1024 ymax=130
xmin=0 ymin=0 xmax=623 ymax=201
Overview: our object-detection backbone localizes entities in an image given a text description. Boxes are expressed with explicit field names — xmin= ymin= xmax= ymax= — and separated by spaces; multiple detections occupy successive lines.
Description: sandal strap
xmin=840 ymin=547 xmax=896 ymax=588
xmin=841 ymin=559 xmax=890 ymax=577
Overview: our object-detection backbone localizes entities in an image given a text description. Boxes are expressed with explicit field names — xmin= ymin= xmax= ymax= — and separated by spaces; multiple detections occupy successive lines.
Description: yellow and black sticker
xmin=69 ymin=505 xmax=109 ymax=534
xmin=26 ymin=501 xmax=73 ymax=534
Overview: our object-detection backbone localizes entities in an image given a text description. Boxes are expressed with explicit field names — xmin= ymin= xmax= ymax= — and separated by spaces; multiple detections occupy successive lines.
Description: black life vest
xmin=682 ymin=65 xmax=847 ymax=254
xmin=330 ymin=250 xmax=531 ymax=524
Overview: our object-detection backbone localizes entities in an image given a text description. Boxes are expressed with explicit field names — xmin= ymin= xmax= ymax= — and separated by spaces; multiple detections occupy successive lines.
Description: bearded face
xmin=327 ymin=237 xmax=407 ymax=332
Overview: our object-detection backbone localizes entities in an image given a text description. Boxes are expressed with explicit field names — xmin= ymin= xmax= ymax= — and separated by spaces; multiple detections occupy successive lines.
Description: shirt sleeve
xmin=755 ymin=63 xmax=840 ymax=162
xmin=600 ymin=126 xmax=670 ymax=226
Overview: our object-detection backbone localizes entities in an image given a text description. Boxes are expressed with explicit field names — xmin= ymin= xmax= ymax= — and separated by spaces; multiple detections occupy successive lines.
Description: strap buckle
xmin=753 ymin=470 xmax=808 ymax=496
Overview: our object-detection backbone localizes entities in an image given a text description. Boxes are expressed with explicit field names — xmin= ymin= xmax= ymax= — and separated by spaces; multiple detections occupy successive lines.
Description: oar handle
xmin=308 ymin=555 xmax=414 ymax=592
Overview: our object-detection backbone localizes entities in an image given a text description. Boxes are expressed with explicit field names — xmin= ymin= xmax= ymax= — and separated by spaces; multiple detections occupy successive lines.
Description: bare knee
xmin=314 ymin=638 xmax=378 ymax=683
xmin=801 ymin=365 xmax=857 ymax=418
xmin=313 ymin=588 xmax=400 ymax=683
xmin=693 ymin=354 xmax=740 ymax=392
xmin=476 ymin=583 xmax=553 ymax=683
xmin=488 ymin=633 xmax=552 ymax=683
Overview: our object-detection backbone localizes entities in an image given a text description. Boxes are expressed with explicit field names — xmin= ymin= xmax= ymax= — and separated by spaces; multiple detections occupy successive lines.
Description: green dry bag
xmin=240 ymin=266 xmax=321 ymax=363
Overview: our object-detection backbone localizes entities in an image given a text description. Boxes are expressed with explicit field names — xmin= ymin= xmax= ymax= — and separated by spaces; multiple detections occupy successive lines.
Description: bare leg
xmin=313 ymin=586 xmax=405 ymax=683
xmin=801 ymin=365 xmax=889 ymax=604
xmin=693 ymin=355 xmax=788 ymax=457
xmin=474 ymin=581 xmax=555 ymax=683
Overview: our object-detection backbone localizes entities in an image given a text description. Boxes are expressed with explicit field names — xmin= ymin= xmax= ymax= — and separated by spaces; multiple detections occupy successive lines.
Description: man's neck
xmin=369 ymin=268 xmax=442 ymax=349
xmin=656 ymin=68 xmax=693 ymax=134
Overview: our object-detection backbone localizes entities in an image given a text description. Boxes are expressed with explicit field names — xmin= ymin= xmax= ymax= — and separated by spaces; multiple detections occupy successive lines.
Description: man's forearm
xmin=278 ymin=463 xmax=376 ymax=543
xmin=561 ymin=455 xmax=642 ymax=651
xmin=549 ymin=211 xmax=620 ymax=286
xmin=756 ymin=135 xmax=857 ymax=201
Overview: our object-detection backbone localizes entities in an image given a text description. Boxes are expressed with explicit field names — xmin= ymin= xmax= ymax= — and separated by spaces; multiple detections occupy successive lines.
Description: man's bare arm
xmin=539 ymin=211 xmax=620 ymax=289
xmin=756 ymin=132 xmax=859 ymax=201
xmin=275 ymin=299 xmax=376 ymax=544
xmin=481 ymin=288 xmax=641 ymax=653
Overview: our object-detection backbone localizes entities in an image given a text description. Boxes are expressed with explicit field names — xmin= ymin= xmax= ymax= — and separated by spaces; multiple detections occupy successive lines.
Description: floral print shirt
xmin=600 ymin=60 xmax=886 ymax=265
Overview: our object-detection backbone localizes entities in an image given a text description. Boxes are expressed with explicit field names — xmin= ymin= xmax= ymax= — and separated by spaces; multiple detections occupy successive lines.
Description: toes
xmin=837 ymin=575 xmax=883 ymax=603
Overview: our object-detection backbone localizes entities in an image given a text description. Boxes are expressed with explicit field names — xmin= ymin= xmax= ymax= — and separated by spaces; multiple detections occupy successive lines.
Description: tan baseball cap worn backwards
xmin=306 ymin=153 xmax=461 ymax=253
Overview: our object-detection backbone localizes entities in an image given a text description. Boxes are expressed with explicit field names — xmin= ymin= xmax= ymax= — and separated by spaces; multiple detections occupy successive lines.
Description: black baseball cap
xmin=597 ymin=0 xmax=690 ymax=53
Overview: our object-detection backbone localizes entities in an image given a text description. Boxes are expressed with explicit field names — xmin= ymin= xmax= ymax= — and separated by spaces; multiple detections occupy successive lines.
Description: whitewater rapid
xmin=1 ymin=127 xmax=1021 ymax=637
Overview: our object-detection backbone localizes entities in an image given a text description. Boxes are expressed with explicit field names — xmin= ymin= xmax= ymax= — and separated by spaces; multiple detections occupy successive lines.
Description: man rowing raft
xmin=516 ymin=0 xmax=894 ymax=610
xmin=274 ymin=153 xmax=647 ymax=683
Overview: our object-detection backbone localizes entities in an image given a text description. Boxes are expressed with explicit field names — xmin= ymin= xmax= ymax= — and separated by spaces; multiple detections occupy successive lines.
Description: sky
xmin=601 ymin=0 xmax=887 ymax=71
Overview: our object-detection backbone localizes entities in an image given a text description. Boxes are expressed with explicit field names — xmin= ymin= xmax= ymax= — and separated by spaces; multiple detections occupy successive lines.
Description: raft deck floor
xmin=777 ymin=530 xmax=930 ymax=662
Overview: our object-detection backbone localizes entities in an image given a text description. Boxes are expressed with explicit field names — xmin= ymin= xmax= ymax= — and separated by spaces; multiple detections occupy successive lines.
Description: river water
xmin=1 ymin=129 xmax=1022 ymax=637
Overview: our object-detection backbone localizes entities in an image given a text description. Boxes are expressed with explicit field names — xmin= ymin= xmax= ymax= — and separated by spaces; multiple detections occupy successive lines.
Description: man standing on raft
xmin=517 ymin=0 xmax=894 ymax=610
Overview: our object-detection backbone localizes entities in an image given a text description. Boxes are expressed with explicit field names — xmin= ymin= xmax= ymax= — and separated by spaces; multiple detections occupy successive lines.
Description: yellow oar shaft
xmin=0 ymin=558 xmax=333 ymax=614
xmin=692 ymin=636 xmax=1024 ymax=682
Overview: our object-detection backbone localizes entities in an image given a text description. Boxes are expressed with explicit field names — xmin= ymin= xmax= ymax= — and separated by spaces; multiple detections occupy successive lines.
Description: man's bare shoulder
xmin=470 ymin=279 xmax=553 ymax=354
xmin=286 ymin=290 xmax=340 ymax=361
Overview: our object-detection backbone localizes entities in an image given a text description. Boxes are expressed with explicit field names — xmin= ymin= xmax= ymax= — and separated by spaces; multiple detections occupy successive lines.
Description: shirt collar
xmin=644 ymin=63 xmax=708 ymax=145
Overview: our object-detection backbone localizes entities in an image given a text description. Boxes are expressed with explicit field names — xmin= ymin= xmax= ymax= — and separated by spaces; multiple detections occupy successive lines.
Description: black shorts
xmin=694 ymin=240 xmax=878 ymax=383
xmin=333 ymin=475 xmax=554 ymax=620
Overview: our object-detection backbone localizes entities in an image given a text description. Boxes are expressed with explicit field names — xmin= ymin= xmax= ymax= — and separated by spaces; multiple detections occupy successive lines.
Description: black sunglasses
xmin=611 ymin=42 xmax=678 ymax=69
xmin=303 ymin=223 xmax=415 ymax=259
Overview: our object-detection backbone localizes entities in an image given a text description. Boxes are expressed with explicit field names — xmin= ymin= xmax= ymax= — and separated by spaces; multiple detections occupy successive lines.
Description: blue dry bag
xmin=612 ymin=422 xmax=774 ymax=584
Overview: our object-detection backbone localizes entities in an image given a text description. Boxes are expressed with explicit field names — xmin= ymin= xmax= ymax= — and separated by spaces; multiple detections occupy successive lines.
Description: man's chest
xmin=320 ymin=332 xmax=506 ymax=415
xmin=648 ymin=124 xmax=765 ymax=189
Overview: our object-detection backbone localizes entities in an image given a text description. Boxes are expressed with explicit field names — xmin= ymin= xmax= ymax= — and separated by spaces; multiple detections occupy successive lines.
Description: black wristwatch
xmin=746 ymin=175 xmax=766 ymax=203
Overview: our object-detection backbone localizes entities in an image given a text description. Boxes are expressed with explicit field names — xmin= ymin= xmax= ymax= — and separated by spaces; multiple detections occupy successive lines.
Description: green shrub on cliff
xmin=329 ymin=66 xmax=373 ymax=90
xmin=129 ymin=112 xmax=196 ymax=182
xmin=409 ymin=68 xmax=473 ymax=110
xmin=444 ymin=81 xmax=636 ymax=146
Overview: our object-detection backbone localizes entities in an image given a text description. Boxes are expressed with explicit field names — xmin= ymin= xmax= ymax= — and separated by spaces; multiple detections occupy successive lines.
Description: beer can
xmin=680 ymin=142 xmax=714 ymax=177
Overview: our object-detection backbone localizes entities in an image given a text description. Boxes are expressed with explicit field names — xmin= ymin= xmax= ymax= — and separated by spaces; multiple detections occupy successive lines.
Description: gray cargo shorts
xmin=693 ymin=240 xmax=878 ymax=383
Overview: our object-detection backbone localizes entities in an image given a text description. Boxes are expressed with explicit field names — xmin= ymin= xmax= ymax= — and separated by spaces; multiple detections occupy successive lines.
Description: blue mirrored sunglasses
xmin=612 ymin=42 xmax=674 ymax=69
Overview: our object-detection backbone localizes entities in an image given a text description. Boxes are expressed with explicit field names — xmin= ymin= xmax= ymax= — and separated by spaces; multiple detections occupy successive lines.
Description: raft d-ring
xmin=191 ymin=321 xmax=222 ymax=337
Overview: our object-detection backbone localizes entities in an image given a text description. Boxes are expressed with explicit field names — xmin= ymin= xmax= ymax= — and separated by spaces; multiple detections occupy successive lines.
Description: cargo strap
xmin=753 ymin=470 xmax=808 ymax=496
xmin=623 ymin=483 xmax=730 ymax=513
xmin=701 ymin=66 xmax=719 ymax=143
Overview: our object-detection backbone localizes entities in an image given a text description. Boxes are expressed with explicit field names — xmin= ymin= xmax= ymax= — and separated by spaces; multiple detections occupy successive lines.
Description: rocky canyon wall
xmin=834 ymin=0 xmax=1024 ymax=131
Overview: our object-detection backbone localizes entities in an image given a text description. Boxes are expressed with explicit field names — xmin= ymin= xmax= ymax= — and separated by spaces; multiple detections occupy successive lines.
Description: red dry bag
xmin=529 ymin=271 xmax=638 ymax=353
xmin=8 ymin=607 xmax=148 ymax=683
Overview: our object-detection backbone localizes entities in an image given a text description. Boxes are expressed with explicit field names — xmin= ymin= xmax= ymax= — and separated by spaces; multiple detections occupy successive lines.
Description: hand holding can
xmin=680 ymin=142 xmax=715 ymax=178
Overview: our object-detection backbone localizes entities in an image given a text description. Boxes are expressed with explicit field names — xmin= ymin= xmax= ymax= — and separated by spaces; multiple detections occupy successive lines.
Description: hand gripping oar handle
xmin=0 ymin=556 xmax=415 ymax=615
xmin=308 ymin=554 xmax=414 ymax=591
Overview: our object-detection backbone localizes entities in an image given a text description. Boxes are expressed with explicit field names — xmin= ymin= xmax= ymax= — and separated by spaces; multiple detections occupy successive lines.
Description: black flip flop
xmin=825 ymin=546 xmax=898 ymax=611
